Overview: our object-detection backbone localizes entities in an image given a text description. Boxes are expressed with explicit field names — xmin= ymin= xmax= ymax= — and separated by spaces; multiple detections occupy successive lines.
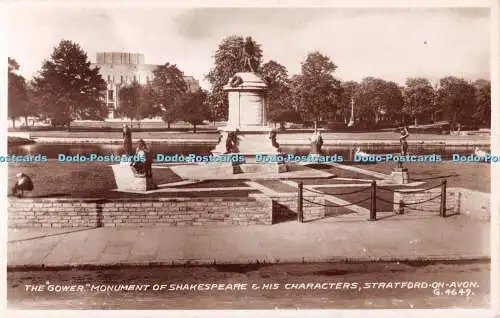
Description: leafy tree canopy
xmin=32 ymin=39 xmax=107 ymax=128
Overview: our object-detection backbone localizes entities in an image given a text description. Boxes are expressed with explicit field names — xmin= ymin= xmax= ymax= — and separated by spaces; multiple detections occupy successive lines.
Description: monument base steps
xmin=112 ymin=164 xmax=157 ymax=192
xmin=391 ymin=168 xmax=410 ymax=184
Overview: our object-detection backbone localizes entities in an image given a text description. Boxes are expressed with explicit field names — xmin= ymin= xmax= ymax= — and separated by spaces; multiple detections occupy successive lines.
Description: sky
xmin=8 ymin=5 xmax=491 ymax=90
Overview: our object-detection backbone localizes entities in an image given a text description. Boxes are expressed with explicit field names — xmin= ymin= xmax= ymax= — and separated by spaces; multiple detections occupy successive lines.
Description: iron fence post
xmin=440 ymin=179 xmax=447 ymax=217
xmin=369 ymin=180 xmax=377 ymax=221
xmin=298 ymin=181 xmax=304 ymax=223
xmin=398 ymin=200 xmax=404 ymax=215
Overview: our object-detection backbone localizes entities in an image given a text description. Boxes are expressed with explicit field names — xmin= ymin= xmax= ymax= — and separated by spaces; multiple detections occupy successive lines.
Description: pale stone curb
xmin=7 ymin=255 xmax=490 ymax=271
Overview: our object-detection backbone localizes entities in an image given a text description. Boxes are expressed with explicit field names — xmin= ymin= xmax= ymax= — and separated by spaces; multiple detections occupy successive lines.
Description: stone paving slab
xmin=7 ymin=215 xmax=490 ymax=269
xmin=70 ymin=228 xmax=110 ymax=264
xmin=43 ymin=229 xmax=90 ymax=263
xmin=8 ymin=228 xmax=89 ymax=242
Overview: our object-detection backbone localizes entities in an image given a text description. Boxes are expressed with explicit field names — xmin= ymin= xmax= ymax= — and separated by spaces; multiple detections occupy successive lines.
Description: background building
xmin=91 ymin=52 xmax=200 ymax=120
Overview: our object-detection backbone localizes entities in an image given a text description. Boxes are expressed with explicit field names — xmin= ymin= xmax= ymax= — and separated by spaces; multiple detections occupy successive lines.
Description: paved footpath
xmin=7 ymin=214 xmax=490 ymax=269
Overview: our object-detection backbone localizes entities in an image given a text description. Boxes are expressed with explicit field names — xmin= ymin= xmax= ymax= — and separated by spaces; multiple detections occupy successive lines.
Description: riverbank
xmin=14 ymin=131 xmax=491 ymax=147
xmin=7 ymin=136 xmax=35 ymax=145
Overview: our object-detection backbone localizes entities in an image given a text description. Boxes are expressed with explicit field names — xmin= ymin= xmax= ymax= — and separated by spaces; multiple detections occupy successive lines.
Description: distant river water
xmin=7 ymin=143 xmax=483 ymax=160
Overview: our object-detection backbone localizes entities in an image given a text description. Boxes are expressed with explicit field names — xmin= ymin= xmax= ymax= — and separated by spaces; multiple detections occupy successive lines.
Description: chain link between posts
xmin=377 ymin=182 xmax=442 ymax=193
xmin=303 ymin=186 xmax=370 ymax=196
xmin=302 ymin=196 xmax=371 ymax=208
xmin=298 ymin=181 xmax=445 ymax=214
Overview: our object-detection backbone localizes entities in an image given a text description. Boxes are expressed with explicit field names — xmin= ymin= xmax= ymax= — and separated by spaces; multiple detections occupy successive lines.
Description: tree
xmin=8 ymin=58 xmax=30 ymax=128
xmin=260 ymin=60 xmax=297 ymax=129
xmin=151 ymin=63 xmax=188 ymax=129
xmin=402 ymin=78 xmax=435 ymax=126
xmin=32 ymin=40 xmax=107 ymax=130
xmin=472 ymin=79 xmax=490 ymax=128
xmin=354 ymin=77 xmax=403 ymax=127
xmin=177 ymin=89 xmax=209 ymax=133
xmin=340 ymin=81 xmax=360 ymax=123
xmin=291 ymin=51 xmax=342 ymax=128
xmin=117 ymin=82 xmax=154 ymax=125
xmin=436 ymin=76 xmax=476 ymax=130
xmin=206 ymin=36 xmax=263 ymax=120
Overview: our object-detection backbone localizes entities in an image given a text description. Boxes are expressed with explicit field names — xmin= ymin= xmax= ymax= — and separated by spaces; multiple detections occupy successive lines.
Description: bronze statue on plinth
xmin=269 ymin=129 xmax=280 ymax=151
xmin=225 ymin=129 xmax=240 ymax=154
xmin=242 ymin=36 xmax=259 ymax=73
xmin=398 ymin=126 xmax=409 ymax=169
xmin=122 ymin=124 xmax=133 ymax=156
xmin=131 ymin=139 xmax=153 ymax=178
xmin=310 ymin=129 xmax=324 ymax=155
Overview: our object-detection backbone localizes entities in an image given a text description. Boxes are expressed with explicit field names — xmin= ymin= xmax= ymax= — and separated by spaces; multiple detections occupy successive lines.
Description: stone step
xmin=236 ymin=163 xmax=288 ymax=174
xmin=111 ymin=164 xmax=157 ymax=191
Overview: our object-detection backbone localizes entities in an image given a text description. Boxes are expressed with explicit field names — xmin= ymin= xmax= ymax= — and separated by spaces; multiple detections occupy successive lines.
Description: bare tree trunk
xmin=193 ymin=123 xmax=197 ymax=133
xmin=12 ymin=119 xmax=15 ymax=129
xmin=451 ymin=113 xmax=457 ymax=133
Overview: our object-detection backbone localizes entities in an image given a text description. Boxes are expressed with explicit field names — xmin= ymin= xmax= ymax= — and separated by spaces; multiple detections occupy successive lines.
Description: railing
xmin=296 ymin=179 xmax=448 ymax=222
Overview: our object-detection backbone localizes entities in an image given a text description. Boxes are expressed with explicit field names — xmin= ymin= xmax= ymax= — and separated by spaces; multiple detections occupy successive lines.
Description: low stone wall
xmin=265 ymin=194 xmax=326 ymax=222
xmin=8 ymin=197 xmax=273 ymax=228
xmin=392 ymin=187 xmax=490 ymax=220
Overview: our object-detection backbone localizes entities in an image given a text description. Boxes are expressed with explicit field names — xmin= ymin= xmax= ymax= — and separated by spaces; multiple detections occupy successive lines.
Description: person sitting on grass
xmin=12 ymin=172 xmax=34 ymax=198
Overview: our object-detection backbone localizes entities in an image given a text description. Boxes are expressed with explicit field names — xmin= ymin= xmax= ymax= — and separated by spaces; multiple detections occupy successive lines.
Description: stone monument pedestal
xmin=112 ymin=163 xmax=157 ymax=191
xmin=211 ymin=127 xmax=288 ymax=174
xmin=211 ymin=72 xmax=289 ymax=174
xmin=306 ymin=153 xmax=323 ymax=164
xmin=390 ymin=167 xmax=410 ymax=184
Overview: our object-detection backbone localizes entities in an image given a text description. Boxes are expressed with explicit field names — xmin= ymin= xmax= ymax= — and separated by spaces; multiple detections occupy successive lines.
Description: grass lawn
xmin=178 ymin=180 xmax=249 ymax=188
xmin=315 ymin=184 xmax=443 ymax=214
xmin=295 ymin=179 xmax=372 ymax=185
xmin=256 ymin=180 xmax=298 ymax=193
xmin=8 ymin=161 xmax=193 ymax=198
xmin=351 ymin=162 xmax=490 ymax=193
xmin=303 ymin=165 xmax=385 ymax=180
xmin=7 ymin=160 xmax=489 ymax=198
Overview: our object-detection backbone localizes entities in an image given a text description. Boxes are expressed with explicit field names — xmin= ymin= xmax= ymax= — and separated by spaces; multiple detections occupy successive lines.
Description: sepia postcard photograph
xmin=1 ymin=0 xmax=499 ymax=317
